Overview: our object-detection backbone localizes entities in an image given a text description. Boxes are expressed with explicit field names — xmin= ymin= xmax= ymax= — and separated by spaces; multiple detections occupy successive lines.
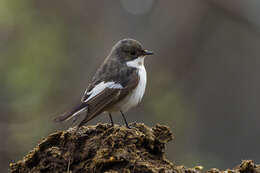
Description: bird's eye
xmin=130 ymin=51 xmax=136 ymax=56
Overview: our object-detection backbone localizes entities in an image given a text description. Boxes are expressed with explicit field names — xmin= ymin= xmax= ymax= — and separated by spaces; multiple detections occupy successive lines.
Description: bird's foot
xmin=108 ymin=123 xmax=114 ymax=128
xmin=126 ymin=122 xmax=138 ymax=129
xmin=125 ymin=124 xmax=135 ymax=129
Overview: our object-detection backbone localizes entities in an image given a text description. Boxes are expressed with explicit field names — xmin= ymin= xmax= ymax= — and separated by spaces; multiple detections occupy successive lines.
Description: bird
xmin=54 ymin=38 xmax=153 ymax=128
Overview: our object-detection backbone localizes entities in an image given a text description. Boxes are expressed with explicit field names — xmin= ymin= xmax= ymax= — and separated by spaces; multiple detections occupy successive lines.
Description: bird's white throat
xmin=126 ymin=56 xmax=145 ymax=69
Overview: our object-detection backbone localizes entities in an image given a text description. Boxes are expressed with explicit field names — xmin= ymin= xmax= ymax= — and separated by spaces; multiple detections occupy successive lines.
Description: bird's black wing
xmin=78 ymin=68 xmax=139 ymax=127
xmin=81 ymin=58 xmax=136 ymax=102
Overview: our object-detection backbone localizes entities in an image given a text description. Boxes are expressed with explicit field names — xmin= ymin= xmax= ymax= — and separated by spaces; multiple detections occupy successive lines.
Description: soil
xmin=10 ymin=123 xmax=260 ymax=173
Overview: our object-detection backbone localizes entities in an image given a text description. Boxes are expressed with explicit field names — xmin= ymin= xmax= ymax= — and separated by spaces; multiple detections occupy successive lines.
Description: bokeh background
xmin=1 ymin=0 xmax=260 ymax=172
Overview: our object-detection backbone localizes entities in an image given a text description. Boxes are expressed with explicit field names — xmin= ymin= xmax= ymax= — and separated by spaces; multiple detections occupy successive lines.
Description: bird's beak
xmin=143 ymin=49 xmax=153 ymax=56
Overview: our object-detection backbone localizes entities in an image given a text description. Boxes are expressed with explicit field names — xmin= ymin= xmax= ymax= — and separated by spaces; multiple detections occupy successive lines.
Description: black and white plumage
xmin=54 ymin=38 xmax=153 ymax=128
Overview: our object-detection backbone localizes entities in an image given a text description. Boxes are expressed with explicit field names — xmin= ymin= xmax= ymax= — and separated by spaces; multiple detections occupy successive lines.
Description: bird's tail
xmin=54 ymin=102 xmax=88 ymax=122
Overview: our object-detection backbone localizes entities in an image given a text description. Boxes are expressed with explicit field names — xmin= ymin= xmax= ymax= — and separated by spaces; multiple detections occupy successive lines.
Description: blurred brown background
xmin=1 ymin=0 xmax=260 ymax=172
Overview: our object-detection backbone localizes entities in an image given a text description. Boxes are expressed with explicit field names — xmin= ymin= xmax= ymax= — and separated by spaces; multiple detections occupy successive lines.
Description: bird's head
xmin=110 ymin=38 xmax=153 ymax=64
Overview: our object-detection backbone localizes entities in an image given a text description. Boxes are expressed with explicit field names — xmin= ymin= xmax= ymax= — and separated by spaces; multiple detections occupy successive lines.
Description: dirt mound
xmin=207 ymin=160 xmax=260 ymax=173
xmin=10 ymin=123 xmax=176 ymax=173
xmin=10 ymin=123 xmax=260 ymax=173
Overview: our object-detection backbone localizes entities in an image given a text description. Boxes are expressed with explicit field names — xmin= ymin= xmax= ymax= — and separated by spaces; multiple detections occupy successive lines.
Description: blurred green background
xmin=1 ymin=0 xmax=260 ymax=172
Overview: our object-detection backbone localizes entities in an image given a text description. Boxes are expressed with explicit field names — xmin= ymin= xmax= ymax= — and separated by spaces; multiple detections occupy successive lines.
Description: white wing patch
xmin=84 ymin=81 xmax=123 ymax=102
xmin=108 ymin=83 xmax=123 ymax=89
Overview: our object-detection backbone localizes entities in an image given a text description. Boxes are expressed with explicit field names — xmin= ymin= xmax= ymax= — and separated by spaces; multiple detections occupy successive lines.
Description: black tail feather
xmin=54 ymin=102 xmax=88 ymax=122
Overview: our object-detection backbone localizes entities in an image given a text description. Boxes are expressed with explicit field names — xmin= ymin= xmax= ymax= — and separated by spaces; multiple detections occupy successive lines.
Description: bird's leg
xmin=108 ymin=113 xmax=114 ymax=127
xmin=120 ymin=110 xmax=130 ymax=128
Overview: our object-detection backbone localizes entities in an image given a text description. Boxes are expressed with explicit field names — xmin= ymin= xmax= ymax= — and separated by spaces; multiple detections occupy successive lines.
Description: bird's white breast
xmin=86 ymin=57 xmax=147 ymax=113
xmin=117 ymin=57 xmax=147 ymax=112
